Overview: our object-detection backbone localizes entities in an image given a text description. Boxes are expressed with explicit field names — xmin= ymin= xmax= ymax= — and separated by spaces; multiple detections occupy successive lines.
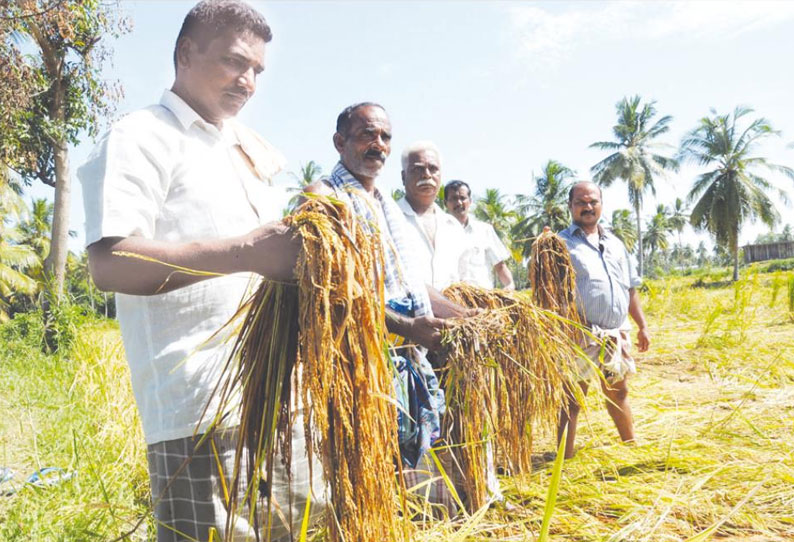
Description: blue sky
xmin=28 ymin=0 xmax=794 ymax=251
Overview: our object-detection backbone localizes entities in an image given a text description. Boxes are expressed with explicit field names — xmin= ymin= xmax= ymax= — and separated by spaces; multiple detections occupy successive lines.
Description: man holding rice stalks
xmin=397 ymin=141 xmax=510 ymax=507
xmin=558 ymin=181 xmax=650 ymax=459
xmin=305 ymin=103 xmax=476 ymax=517
xmin=444 ymin=180 xmax=516 ymax=290
xmin=79 ymin=1 xmax=323 ymax=540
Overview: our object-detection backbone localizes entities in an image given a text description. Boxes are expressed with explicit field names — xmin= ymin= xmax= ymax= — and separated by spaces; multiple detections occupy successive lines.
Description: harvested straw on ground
xmin=439 ymin=232 xmax=581 ymax=509
xmin=205 ymin=196 xmax=404 ymax=542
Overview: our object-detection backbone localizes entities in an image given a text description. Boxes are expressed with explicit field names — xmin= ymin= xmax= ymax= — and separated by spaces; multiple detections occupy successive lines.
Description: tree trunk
xmin=44 ymin=140 xmax=71 ymax=298
xmin=635 ymin=201 xmax=644 ymax=276
xmin=732 ymin=236 xmax=739 ymax=282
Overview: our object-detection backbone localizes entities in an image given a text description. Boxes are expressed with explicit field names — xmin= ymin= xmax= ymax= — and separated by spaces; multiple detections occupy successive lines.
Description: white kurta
xmin=397 ymin=197 xmax=466 ymax=290
xmin=79 ymin=90 xmax=286 ymax=444
xmin=459 ymin=218 xmax=511 ymax=289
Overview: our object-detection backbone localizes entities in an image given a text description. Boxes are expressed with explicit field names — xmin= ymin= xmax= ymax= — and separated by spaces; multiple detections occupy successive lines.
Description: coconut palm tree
xmin=18 ymin=198 xmax=53 ymax=260
xmin=610 ymin=209 xmax=638 ymax=253
xmin=474 ymin=188 xmax=516 ymax=244
xmin=289 ymin=160 xmax=322 ymax=187
xmin=643 ymin=204 xmax=671 ymax=264
xmin=590 ymin=95 xmax=678 ymax=276
xmin=679 ymin=106 xmax=794 ymax=281
xmin=666 ymin=197 xmax=689 ymax=266
xmin=513 ymin=160 xmax=575 ymax=258
xmin=696 ymin=241 xmax=710 ymax=267
xmin=0 ymin=174 xmax=39 ymax=321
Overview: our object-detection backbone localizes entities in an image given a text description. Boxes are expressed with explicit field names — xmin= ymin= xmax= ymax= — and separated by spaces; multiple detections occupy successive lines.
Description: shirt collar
xmin=566 ymin=222 xmax=606 ymax=239
xmin=160 ymin=89 xmax=237 ymax=141
xmin=398 ymin=196 xmax=445 ymax=218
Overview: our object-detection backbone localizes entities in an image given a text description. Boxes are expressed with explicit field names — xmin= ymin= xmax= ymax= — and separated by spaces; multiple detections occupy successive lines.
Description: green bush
xmin=1 ymin=301 xmax=94 ymax=354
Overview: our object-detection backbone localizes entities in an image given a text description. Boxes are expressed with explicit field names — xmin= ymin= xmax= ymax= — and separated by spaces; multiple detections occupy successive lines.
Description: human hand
xmin=406 ymin=315 xmax=448 ymax=352
xmin=636 ymin=327 xmax=650 ymax=352
xmin=244 ymin=222 xmax=300 ymax=281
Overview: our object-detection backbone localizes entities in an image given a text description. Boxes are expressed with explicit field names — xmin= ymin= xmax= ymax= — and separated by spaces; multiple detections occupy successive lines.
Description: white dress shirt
xmin=459 ymin=218 xmax=511 ymax=289
xmin=79 ymin=90 xmax=286 ymax=444
xmin=397 ymin=197 xmax=466 ymax=291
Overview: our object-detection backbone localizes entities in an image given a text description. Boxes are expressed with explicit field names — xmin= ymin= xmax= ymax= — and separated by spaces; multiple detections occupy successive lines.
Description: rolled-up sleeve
xmin=79 ymin=117 xmax=170 ymax=247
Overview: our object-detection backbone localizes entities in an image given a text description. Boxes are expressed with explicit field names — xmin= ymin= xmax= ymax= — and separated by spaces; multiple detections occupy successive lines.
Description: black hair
xmin=444 ymin=180 xmax=471 ymax=200
xmin=174 ymin=0 xmax=272 ymax=71
xmin=335 ymin=102 xmax=386 ymax=137
xmin=568 ymin=181 xmax=602 ymax=203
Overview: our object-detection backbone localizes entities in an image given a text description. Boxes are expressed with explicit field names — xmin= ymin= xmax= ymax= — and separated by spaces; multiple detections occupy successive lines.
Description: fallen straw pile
xmin=439 ymin=230 xmax=582 ymax=510
xmin=206 ymin=196 xmax=403 ymax=542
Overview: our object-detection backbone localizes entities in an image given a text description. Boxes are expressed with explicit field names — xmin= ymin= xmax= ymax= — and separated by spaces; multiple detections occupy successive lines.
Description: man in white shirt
xmin=396 ymin=141 xmax=466 ymax=290
xmin=79 ymin=2 xmax=322 ymax=540
xmin=445 ymin=180 xmax=515 ymax=290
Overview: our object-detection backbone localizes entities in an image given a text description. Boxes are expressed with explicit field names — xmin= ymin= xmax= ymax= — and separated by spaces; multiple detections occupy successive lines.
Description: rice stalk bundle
xmin=439 ymin=234 xmax=581 ymax=507
xmin=529 ymin=229 xmax=579 ymax=322
xmin=440 ymin=290 xmax=579 ymax=507
xmin=207 ymin=196 xmax=403 ymax=542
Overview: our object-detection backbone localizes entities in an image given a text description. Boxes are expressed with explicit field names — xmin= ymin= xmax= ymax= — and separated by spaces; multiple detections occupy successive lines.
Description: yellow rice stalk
xmin=440 ymin=233 xmax=581 ymax=508
xmin=207 ymin=197 xmax=403 ymax=542
xmin=529 ymin=229 xmax=579 ymax=324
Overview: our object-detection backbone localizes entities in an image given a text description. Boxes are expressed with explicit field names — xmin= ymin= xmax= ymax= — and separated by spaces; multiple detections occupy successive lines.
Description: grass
xmin=2 ymin=268 xmax=793 ymax=541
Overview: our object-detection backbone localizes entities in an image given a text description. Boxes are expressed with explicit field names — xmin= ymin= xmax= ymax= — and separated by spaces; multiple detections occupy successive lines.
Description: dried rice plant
xmin=205 ymin=196 xmax=404 ymax=542
xmin=440 ymin=233 xmax=581 ymax=509
xmin=529 ymin=229 xmax=579 ymax=323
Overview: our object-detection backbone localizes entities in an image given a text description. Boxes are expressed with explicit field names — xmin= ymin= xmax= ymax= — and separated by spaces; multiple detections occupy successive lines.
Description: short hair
xmin=174 ymin=0 xmax=272 ymax=70
xmin=335 ymin=102 xmax=386 ymax=137
xmin=444 ymin=180 xmax=471 ymax=200
xmin=401 ymin=140 xmax=442 ymax=171
xmin=568 ymin=181 xmax=602 ymax=203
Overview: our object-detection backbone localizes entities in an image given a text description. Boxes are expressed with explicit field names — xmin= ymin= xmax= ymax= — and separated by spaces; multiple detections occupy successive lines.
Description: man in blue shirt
xmin=557 ymin=181 xmax=650 ymax=459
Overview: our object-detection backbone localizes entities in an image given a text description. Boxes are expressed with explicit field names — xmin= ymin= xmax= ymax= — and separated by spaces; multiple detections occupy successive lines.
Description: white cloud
xmin=507 ymin=1 xmax=794 ymax=71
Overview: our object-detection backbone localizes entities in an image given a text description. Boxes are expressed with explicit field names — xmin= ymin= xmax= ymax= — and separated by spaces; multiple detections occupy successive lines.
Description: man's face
xmin=334 ymin=106 xmax=392 ymax=182
xmin=177 ymin=29 xmax=265 ymax=124
xmin=445 ymin=186 xmax=471 ymax=224
xmin=402 ymin=149 xmax=441 ymax=209
xmin=569 ymin=184 xmax=603 ymax=229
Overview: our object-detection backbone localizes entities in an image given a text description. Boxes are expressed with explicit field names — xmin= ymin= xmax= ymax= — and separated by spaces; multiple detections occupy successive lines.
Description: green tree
xmin=610 ymin=209 xmax=638 ymax=253
xmin=474 ymin=188 xmax=516 ymax=245
xmin=643 ymin=204 xmax=671 ymax=264
xmin=0 ymin=0 xmax=129 ymax=298
xmin=696 ymin=241 xmax=710 ymax=267
xmin=18 ymin=197 xmax=53 ymax=260
xmin=0 ymin=172 xmax=39 ymax=321
xmin=679 ymin=106 xmax=794 ymax=281
xmin=513 ymin=160 xmax=574 ymax=257
xmin=290 ymin=160 xmax=322 ymax=187
xmin=590 ymin=95 xmax=678 ymax=276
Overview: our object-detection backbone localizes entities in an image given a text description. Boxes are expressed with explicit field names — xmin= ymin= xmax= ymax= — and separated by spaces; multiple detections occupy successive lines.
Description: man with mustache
xmin=79 ymin=1 xmax=323 ymax=540
xmin=305 ymin=103 xmax=474 ymax=516
xmin=397 ymin=142 xmax=510 ymax=507
xmin=396 ymin=141 xmax=466 ymax=290
xmin=557 ymin=181 xmax=650 ymax=459
xmin=444 ymin=180 xmax=515 ymax=290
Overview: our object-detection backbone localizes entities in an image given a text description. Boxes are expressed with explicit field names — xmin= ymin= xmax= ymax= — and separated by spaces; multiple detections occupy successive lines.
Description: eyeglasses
xmin=572 ymin=200 xmax=601 ymax=208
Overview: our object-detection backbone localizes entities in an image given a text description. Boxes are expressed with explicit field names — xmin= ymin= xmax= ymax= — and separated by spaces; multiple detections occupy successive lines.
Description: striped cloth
xmin=559 ymin=224 xmax=642 ymax=329
xmin=325 ymin=162 xmax=432 ymax=318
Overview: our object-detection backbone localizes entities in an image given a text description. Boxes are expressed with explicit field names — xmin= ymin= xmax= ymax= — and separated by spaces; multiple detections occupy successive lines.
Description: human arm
xmin=494 ymin=260 xmax=515 ymax=290
xmin=87 ymin=222 xmax=299 ymax=295
xmin=426 ymin=285 xmax=478 ymax=319
xmin=628 ymin=287 xmax=650 ymax=352
xmin=385 ymin=308 xmax=447 ymax=351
